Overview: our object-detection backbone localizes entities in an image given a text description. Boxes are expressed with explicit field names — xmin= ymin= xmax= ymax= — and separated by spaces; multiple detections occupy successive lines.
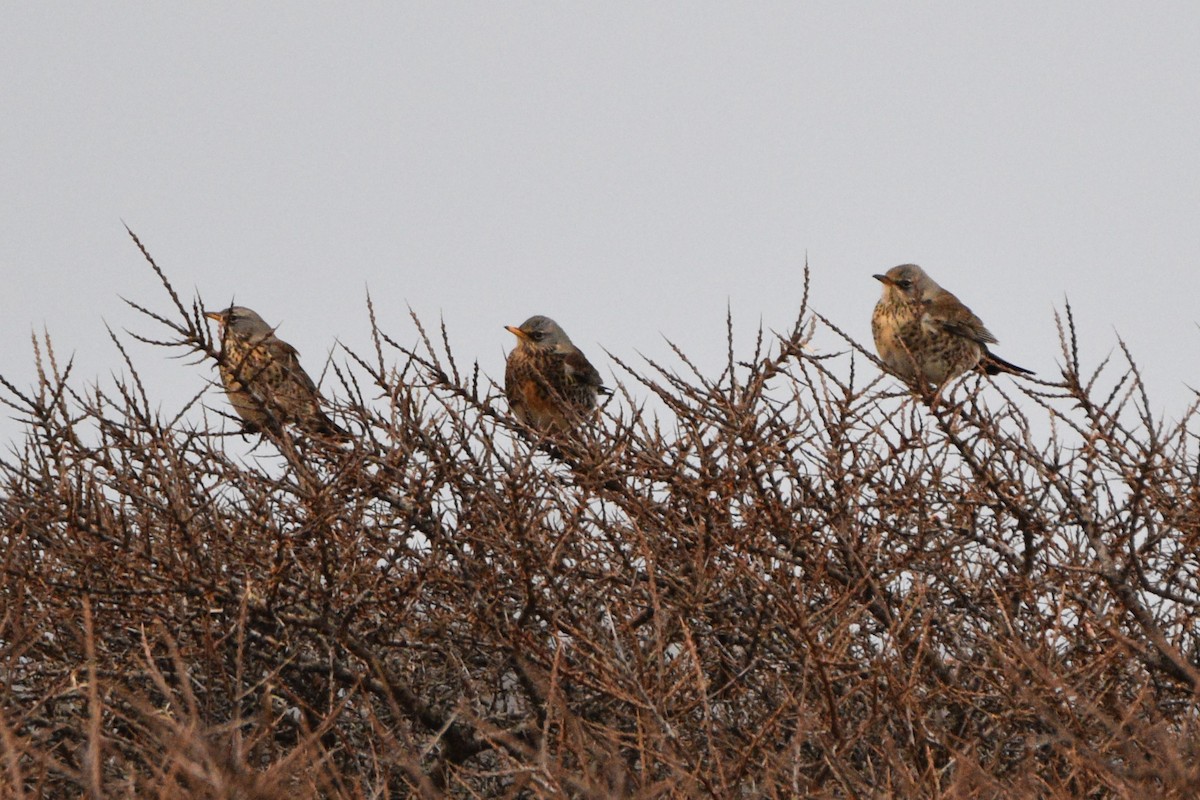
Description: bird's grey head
xmin=204 ymin=306 xmax=274 ymax=339
xmin=505 ymin=315 xmax=573 ymax=352
xmin=873 ymin=264 xmax=939 ymax=302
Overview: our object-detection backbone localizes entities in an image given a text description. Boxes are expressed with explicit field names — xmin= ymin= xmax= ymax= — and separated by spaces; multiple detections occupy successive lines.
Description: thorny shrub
xmin=2 ymin=232 xmax=1200 ymax=798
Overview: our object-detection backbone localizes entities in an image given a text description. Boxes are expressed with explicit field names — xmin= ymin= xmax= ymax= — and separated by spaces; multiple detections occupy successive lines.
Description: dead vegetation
xmin=2 ymin=233 xmax=1200 ymax=798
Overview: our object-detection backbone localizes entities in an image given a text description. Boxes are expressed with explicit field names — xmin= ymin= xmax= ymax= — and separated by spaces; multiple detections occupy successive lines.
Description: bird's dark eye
xmin=530 ymin=331 xmax=545 ymax=341
xmin=897 ymin=279 xmax=912 ymax=290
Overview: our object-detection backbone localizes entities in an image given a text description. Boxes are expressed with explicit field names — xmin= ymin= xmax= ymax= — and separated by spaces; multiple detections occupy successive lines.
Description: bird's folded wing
xmin=272 ymin=340 xmax=322 ymax=396
xmin=923 ymin=295 xmax=998 ymax=345
xmin=564 ymin=350 xmax=607 ymax=390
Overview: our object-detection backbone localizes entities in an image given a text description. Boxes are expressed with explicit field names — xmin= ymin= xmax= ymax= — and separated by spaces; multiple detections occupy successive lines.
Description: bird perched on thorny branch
xmin=871 ymin=264 xmax=1033 ymax=393
xmin=204 ymin=305 xmax=350 ymax=442
xmin=504 ymin=315 xmax=610 ymax=435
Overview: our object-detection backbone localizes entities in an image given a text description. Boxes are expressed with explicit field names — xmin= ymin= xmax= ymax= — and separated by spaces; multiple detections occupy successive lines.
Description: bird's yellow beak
xmin=873 ymin=274 xmax=893 ymax=286
xmin=505 ymin=325 xmax=529 ymax=340
xmin=203 ymin=310 xmax=224 ymax=322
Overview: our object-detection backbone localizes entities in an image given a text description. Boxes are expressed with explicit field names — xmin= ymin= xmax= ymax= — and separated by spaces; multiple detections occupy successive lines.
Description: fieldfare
xmin=204 ymin=305 xmax=349 ymax=441
xmin=504 ymin=315 xmax=610 ymax=434
xmin=872 ymin=264 xmax=1032 ymax=389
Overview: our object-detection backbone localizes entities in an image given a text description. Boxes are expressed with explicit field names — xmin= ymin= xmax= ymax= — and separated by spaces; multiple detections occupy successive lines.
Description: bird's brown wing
xmin=270 ymin=339 xmax=321 ymax=397
xmin=271 ymin=339 xmax=351 ymax=440
xmin=563 ymin=349 xmax=609 ymax=395
xmin=923 ymin=292 xmax=998 ymax=345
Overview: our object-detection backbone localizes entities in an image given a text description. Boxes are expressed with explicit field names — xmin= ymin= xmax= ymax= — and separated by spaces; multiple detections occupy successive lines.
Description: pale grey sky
xmin=3 ymin=4 xmax=1198 ymax=446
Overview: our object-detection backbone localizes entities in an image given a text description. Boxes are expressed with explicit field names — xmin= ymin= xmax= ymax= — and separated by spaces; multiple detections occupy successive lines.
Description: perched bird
xmin=204 ymin=305 xmax=349 ymax=441
xmin=871 ymin=264 xmax=1033 ymax=388
xmin=504 ymin=315 xmax=609 ymax=434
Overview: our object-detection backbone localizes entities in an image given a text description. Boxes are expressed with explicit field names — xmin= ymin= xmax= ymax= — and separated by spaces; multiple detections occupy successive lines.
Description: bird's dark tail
xmin=982 ymin=350 xmax=1034 ymax=377
xmin=312 ymin=413 xmax=352 ymax=443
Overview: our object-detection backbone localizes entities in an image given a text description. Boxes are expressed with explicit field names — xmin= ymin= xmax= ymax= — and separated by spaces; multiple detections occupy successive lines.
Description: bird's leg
xmin=926 ymin=378 xmax=951 ymax=411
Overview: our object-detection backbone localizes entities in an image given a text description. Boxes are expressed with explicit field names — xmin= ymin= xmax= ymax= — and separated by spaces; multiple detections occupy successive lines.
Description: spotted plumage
xmin=204 ymin=305 xmax=349 ymax=441
xmin=871 ymin=264 xmax=1032 ymax=387
xmin=504 ymin=315 xmax=609 ymax=434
